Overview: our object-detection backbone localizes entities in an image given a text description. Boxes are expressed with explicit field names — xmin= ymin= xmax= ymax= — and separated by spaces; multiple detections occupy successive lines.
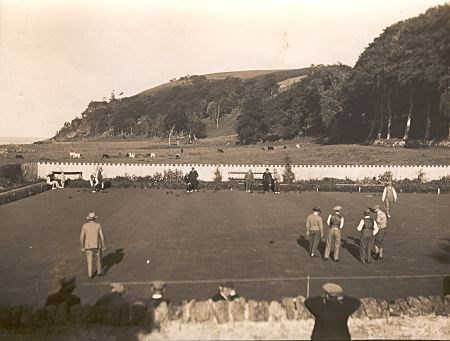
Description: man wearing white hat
xmin=305 ymin=283 xmax=360 ymax=340
xmin=324 ymin=206 xmax=344 ymax=262
xmin=80 ymin=212 xmax=106 ymax=280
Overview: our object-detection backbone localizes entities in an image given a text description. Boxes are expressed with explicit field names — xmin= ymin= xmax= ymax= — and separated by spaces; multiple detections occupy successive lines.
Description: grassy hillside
xmin=137 ymin=68 xmax=311 ymax=98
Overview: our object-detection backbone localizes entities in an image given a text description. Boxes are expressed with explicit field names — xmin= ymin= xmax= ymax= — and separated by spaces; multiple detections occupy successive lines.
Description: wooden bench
xmin=227 ymin=171 xmax=264 ymax=182
xmin=52 ymin=171 xmax=83 ymax=180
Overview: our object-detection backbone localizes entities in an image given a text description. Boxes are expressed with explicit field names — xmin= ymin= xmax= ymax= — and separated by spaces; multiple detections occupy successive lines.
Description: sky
xmin=0 ymin=0 xmax=447 ymax=139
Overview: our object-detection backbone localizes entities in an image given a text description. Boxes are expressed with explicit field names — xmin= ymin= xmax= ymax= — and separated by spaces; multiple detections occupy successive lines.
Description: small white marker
xmin=146 ymin=259 xmax=150 ymax=264
xmin=438 ymin=188 xmax=440 ymax=195
xmin=29 ymin=246 xmax=32 ymax=249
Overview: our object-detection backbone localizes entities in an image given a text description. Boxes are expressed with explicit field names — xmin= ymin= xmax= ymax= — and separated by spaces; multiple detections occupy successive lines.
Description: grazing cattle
xmin=181 ymin=148 xmax=184 ymax=153
xmin=16 ymin=154 xmax=24 ymax=160
xmin=150 ymin=153 xmax=156 ymax=158
xmin=296 ymin=144 xmax=301 ymax=149
xmin=176 ymin=153 xmax=181 ymax=159
xmin=69 ymin=152 xmax=81 ymax=159
xmin=102 ymin=154 xmax=110 ymax=158
xmin=267 ymin=146 xmax=274 ymax=150
xmin=283 ymin=145 xmax=287 ymax=149
xmin=126 ymin=152 xmax=135 ymax=159
xmin=217 ymin=149 xmax=224 ymax=153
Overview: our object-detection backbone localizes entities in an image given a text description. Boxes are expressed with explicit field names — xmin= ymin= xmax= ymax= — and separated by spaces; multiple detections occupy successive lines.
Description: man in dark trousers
xmin=305 ymin=283 xmax=360 ymax=340
xmin=356 ymin=208 xmax=379 ymax=264
xmin=188 ymin=167 xmax=199 ymax=192
xmin=372 ymin=204 xmax=388 ymax=260
xmin=262 ymin=168 xmax=272 ymax=192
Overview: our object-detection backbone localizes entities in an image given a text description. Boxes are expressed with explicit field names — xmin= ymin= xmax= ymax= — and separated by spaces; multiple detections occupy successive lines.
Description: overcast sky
xmin=0 ymin=0 xmax=446 ymax=138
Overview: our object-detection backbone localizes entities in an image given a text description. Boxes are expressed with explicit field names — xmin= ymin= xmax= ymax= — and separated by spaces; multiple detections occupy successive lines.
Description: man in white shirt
xmin=324 ymin=206 xmax=344 ymax=262
xmin=382 ymin=182 xmax=397 ymax=218
xmin=356 ymin=208 xmax=378 ymax=264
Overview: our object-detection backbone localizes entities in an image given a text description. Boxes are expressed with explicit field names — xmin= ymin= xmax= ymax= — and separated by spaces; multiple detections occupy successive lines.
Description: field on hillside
xmin=0 ymin=189 xmax=449 ymax=306
xmin=1 ymin=138 xmax=450 ymax=166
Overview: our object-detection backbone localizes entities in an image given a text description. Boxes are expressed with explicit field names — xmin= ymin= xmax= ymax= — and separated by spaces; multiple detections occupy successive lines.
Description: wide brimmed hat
xmin=333 ymin=206 xmax=342 ymax=211
xmin=87 ymin=212 xmax=97 ymax=220
xmin=323 ymin=282 xmax=343 ymax=297
xmin=364 ymin=208 xmax=371 ymax=215
xmin=313 ymin=206 xmax=321 ymax=212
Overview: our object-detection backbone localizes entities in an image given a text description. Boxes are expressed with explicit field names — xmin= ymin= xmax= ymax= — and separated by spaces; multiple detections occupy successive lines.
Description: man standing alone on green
xmin=306 ymin=207 xmax=323 ymax=257
xmin=382 ymin=181 xmax=397 ymax=218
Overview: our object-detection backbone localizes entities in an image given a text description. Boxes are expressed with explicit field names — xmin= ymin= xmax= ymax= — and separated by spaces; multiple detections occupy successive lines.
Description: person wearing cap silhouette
xmin=147 ymin=281 xmax=168 ymax=308
xmin=211 ymin=283 xmax=239 ymax=301
xmin=305 ymin=283 xmax=360 ymax=340
xmin=372 ymin=204 xmax=387 ymax=260
xmin=262 ymin=168 xmax=272 ymax=192
xmin=80 ymin=212 xmax=106 ymax=279
xmin=306 ymin=207 xmax=324 ymax=257
xmin=324 ymin=206 xmax=344 ymax=262
xmin=188 ymin=167 xmax=199 ymax=192
xmin=356 ymin=208 xmax=379 ymax=264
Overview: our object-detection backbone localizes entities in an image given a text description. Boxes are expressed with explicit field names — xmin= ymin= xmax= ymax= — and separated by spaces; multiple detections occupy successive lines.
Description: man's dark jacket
xmin=305 ymin=295 xmax=360 ymax=340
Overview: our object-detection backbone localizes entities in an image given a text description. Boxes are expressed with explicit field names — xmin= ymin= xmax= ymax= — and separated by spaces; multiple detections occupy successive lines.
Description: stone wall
xmin=35 ymin=162 xmax=450 ymax=182
xmin=1 ymin=295 xmax=449 ymax=331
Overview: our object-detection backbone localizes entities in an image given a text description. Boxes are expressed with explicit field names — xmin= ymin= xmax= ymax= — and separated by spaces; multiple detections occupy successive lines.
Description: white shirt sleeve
xmin=340 ymin=217 xmax=345 ymax=229
xmin=373 ymin=220 xmax=379 ymax=235
xmin=356 ymin=219 xmax=364 ymax=231
xmin=382 ymin=187 xmax=386 ymax=202
xmin=327 ymin=215 xmax=331 ymax=226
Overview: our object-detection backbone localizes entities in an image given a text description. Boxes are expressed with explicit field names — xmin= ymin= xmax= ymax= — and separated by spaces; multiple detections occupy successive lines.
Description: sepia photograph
xmin=0 ymin=0 xmax=449 ymax=339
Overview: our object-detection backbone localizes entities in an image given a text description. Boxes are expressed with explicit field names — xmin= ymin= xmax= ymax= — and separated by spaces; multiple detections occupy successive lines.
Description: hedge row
xmin=0 ymin=182 xmax=49 ymax=206
xmin=64 ymin=178 xmax=450 ymax=194
xmin=1 ymin=295 xmax=450 ymax=332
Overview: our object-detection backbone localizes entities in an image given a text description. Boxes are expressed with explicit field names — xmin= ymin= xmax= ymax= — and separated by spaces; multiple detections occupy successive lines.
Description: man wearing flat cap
xmin=80 ymin=212 xmax=106 ymax=280
xmin=211 ymin=282 xmax=239 ymax=302
xmin=144 ymin=281 xmax=169 ymax=313
xmin=356 ymin=208 xmax=378 ymax=264
xmin=262 ymin=168 xmax=272 ymax=193
xmin=372 ymin=205 xmax=387 ymax=260
xmin=305 ymin=283 xmax=360 ymax=340
xmin=324 ymin=206 xmax=344 ymax=262
xmin=306 ymin=207 xmax=324 ymax=257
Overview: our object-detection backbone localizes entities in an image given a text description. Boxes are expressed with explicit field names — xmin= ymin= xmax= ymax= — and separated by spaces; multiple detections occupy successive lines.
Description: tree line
xmin=56 ymin=4 xmax=449 ymax=144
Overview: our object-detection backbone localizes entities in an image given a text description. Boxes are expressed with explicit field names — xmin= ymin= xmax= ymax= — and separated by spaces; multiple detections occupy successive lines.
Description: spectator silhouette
xmin=45 ymin=277 xmax=80 ymax=312
xmin=94 ymin=282 xmax=127 ymax=325
xmin=101 ymin=248 xmax=125 ymax=275
xmin=305 ymin=283 xmax=360 ymax=340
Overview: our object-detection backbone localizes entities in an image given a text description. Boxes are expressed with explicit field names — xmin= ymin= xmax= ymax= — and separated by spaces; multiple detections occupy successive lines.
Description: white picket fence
xmin=35 ymin=162 xmax=450 ymax=182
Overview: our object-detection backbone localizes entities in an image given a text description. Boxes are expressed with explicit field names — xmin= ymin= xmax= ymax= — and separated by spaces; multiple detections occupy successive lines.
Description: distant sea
xmin=0 ymin=136 xmax=47 ymax=145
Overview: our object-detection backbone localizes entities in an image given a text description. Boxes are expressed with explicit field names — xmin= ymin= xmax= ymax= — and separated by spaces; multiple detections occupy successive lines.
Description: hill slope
xmin=54 ymin=68 xmax=311 ymax=141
